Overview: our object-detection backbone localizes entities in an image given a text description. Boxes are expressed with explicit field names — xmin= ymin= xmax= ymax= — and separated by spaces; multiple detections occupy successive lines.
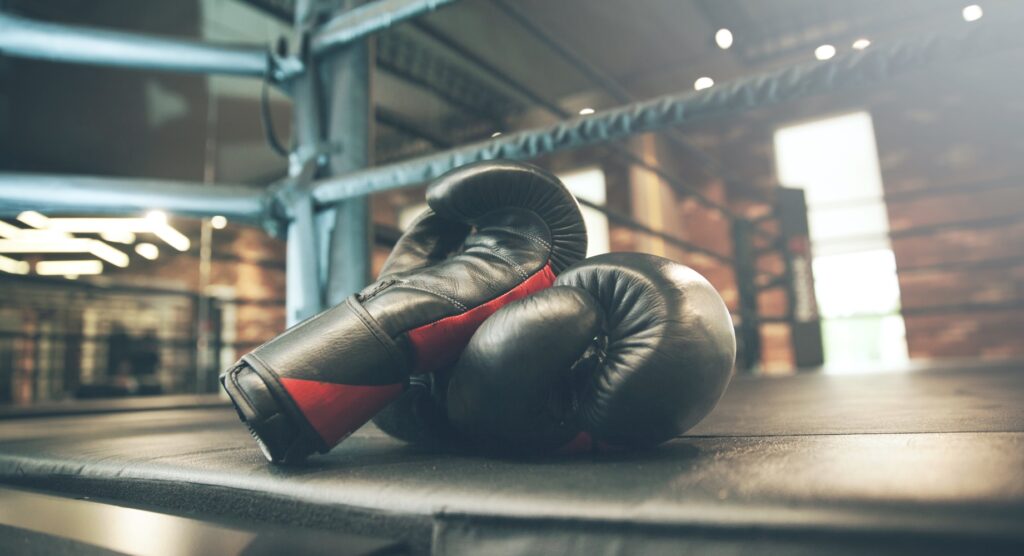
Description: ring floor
xmin=0 ymin=363 xmax=1021 ymax=555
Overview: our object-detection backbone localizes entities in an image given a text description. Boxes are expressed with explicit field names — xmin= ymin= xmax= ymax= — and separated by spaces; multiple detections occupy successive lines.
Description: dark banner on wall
xmin=777 ymin=187 xmax=824 ymax=369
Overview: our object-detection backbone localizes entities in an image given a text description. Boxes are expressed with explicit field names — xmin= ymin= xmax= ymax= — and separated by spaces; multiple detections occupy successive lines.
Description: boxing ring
xmin=1 ymin=1 xmax=1023 ymax=554
xmin=1 ymin=363 xmax=1022 ymax=554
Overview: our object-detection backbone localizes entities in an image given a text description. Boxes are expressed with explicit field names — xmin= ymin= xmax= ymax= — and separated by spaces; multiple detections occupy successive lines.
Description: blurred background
xmin=1 ymin=0 xmax=1022 ymax=406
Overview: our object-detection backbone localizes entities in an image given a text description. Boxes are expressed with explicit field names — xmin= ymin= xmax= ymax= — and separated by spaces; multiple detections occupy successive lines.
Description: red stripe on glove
xmin=407 ymin=263 xmax=556 ymax=374
xmin=280 ymin=377 xmax=403 ymax=446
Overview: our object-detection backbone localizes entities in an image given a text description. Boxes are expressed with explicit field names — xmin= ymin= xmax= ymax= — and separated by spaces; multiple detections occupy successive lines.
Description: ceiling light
xmin=36 ymin=259 xmax=103 ymax=276
xmin=490 ymin=132 xmax=502 ymax=138
xmin=100 ymin=230 xmax=136 ymax=244
xmin=87 ymin=240 xmax=130 ymax=267
xmin=0 ymin=238 xmax=129 ymax=267
xmin=17 ymin=215 xmax=188 ymax=252
xmin=714 ymin=28 xmax=733 ymax=49
xmin=0 ymin=221 xmax=24 ymax=239
xmin=17 ymin=211 xmax=49 ymax=228
xmin=152 ymin=225 xmax=190 ymax=252
xmin=814 ymin=44 xmax=836 ymax=60
xmin=1 ymin=219 xmax=69 ymax=241
xmin=146 ymin=210 xmax=168 ymax=224
xmin=135 ymin=242 xmax=159 ymax=260
xmin=852 ymin=38 xmax=871 ymax=50
xmin=694 ymin=76 xmax=715 ymax=91
xmin=0 ymin=254 xmax=29 ymax=275
xmin=962 ymin=4 xmax=983 ymax=22
xmin=210 ymin=215 xmax=227 ymax=230
xmin=578 ymin=107 xmax=595 ymax=115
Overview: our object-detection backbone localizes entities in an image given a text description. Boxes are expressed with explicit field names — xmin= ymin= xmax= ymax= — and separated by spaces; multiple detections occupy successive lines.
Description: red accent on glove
xmin=280 ymin=377 xmax=403 ymax=446
xmin=407 ymin=263 xmax=556 ymax=374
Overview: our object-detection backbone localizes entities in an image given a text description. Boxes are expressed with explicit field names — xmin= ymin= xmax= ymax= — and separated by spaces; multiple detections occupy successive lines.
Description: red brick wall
xmin=868 ymin=60 xmax=1024 ymax=361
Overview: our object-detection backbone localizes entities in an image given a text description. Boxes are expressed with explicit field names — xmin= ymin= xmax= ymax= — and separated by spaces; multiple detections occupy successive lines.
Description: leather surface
xmin=556 ymin=253 xmax=737 ymax=446
xmin=426 ymin=161 xmax=586 ymax=275
xmin=448 ymin=252 xmax=737 ymax=451
xmin=247 ymin=298 xmax=407 ymax=386
xmin=446 ymin=286 xmax=603 ymax=450
xmin=225 ymin=161 xmax=586 ymax=452
xmin=402 ymin=265 xmax=555 ymax=374
xmin=245 ymin=160 xmax=586 ymax=387
xmin=369 ymin=162 xmax=586 ymax=442
xmin=278 ymin=378 xmax=404 ymax=447
xmin=1 ymin=366 xmax=1023 ymax=554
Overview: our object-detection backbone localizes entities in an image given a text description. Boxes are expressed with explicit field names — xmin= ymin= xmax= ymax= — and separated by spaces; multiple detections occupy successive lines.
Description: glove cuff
xmin=221 ymin=296 xmax=409 ymax=463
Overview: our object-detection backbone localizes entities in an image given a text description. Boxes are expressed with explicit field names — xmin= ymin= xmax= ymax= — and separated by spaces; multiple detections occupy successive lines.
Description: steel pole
xmin=0 ymin=173 xmax=265 ymax=222
xmin=312 ymin=0 xmax=457 ymax=56
xmin=283 ymin=2 xmax=326 ymax=325
xmin=0 ymin=12 xmax=268 ymax=77
xmin=321 ymin=0 xmax=374 ymax=307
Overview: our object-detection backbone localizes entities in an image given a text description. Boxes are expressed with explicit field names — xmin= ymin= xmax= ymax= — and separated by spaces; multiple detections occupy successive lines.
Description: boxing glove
xmin=221 ymin=161 xmax=587 ymax=463
xmin=446 ymin=252 xmax=736 ymax=453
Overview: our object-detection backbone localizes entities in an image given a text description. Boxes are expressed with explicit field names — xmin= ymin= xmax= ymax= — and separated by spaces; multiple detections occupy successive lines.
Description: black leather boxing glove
xmin=446 ymin=252 xmax=736 ymax=453
xmin=221 ymin=161 xmax=587 ymax=463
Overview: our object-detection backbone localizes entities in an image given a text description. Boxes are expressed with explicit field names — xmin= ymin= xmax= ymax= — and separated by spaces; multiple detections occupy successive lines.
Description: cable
xmin=261 ymin=75 xmax=291 ymax=158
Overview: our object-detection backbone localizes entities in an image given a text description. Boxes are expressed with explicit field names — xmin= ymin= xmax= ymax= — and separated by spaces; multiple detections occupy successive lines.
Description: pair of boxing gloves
xmin=221 ymin=161 xmax=736 ymax=464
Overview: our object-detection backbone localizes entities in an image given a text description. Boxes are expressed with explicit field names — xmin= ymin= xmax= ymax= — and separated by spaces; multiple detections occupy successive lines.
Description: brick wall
xmin=864 ymin=54 xmax=1024 ymax=360
xmin=672 ymin=56 xmax=1024 ymax=367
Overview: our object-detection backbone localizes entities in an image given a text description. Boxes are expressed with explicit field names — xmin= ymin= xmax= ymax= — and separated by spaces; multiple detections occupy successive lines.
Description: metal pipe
xmin=311 ymin=15 xmax=1022 ymax=206
xmin=312 ymin=0 xmax=458 ymax=56
xmin=0 ymin=12 xmax=268 ymax=77
xmin=321 ymin=0 xmax=374 ymax=306
xmin=284 ymin=0 xmax=326 ymax=326
xmin=0 ymin=173 xmax=265 ymax=222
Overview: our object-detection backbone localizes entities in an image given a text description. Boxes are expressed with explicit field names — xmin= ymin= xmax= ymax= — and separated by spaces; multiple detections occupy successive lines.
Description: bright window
xmin=774 ymin=112 xmax=908 ymax=372
xmin=558 ymin=167 xmax=610 ymax=257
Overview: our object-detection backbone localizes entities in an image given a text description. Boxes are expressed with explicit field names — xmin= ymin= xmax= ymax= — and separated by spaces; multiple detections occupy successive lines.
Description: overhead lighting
xmin=1 ymin=220 xmax=73 ymax=241
xmin=17 ymin=211 xmax=49 ymax=228
xmin=100 ymin=230 xmax=136 ymax=244
xmin=0 ymin=254 xmax=29 ymax=275
xmin=152 ymin=225 xmax=190 ymax=252
xmin=852 ymin=38 xmax=871 ymax=50
xmin=0 ymin=238 xmax=129 ymax=267
xmin=490 ymin=131 xmax=502 ymax=138
xmin=814 ymin=44 xmax=836 ymax=61
xmin=210 ymin=215 xmax=227 ymax=230
xmin=578 ymin=107 xmax=595 ymax=115
xmin=88 ymin=240 xmax=131 ymax=267
xmin=19 ymin=213 xmax=190 ymax=252
xmin=36 ymin=259 xmax=103 ymax=276
xmin=962 ymin=4 xmax=983 ymax=22
xmin=135 ymin=242 xmax=159 ymax=260
xmin=714 ymin=28 xmax=733 ymax=49
xmin=0 ymin=220 xmax=24 ymax=239
xmin=146 ymin=210 xmax=168 ymax=224
xmin=694 ymin=76 xmax=715 ymax=91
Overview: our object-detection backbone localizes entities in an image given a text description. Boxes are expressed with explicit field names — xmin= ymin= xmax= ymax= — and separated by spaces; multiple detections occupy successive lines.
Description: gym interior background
xmin=2 ymin=0 xmax=1021 ymax=403
xmin=0 ymin=1 xmax=1022 ymax=553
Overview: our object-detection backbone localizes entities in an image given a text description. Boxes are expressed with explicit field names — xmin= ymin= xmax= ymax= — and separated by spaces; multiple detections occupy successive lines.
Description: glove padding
xmin=446 ymin=252 xmax=736 ymax=453
xmin=221 ymin=161 xmax=586 ymax=463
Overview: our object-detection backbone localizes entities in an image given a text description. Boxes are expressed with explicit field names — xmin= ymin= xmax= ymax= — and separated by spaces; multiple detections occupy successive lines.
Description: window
xmin=774 ymin=112 xmax=908 ymax=372
xmin=557 ymin=167 xmax=610 ymax=257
